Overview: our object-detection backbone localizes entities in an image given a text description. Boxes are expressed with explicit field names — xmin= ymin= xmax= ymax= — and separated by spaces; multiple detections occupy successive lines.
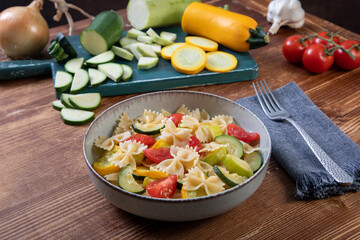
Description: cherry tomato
xmin=302 ymin=44 xmax=334 ymax=73
xmin=313 ymin=30 xmax=341 ymax=48
xmin=169 ymin=113 xmax=184 ymax=127
xmin=282 ymin=35 xmax=311 ymax=63
xmin=188 ymin=135 xmax=202 ymax=152
xmin=146 ymin=175 xmax=177 ymax=198
xmin=144 ymin=147 xmax=172 ymax=163
xmin=227 ymin=123 xmax=260 ymax=143
xmin=125 ymin=134 xmax=156 ymax=147
xmin=334 ymin=40 xmax=360 ymax=70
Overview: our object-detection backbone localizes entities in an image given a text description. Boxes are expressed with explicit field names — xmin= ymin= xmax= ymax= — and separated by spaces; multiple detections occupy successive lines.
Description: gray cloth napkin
xmin=237 ymin=81 xmax=360 ymax=200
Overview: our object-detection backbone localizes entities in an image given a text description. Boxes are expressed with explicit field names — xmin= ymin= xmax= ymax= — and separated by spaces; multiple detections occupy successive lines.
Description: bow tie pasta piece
xmin=94 ymin=131 xmax=132 ymax=150
xmin=159 ymin=119 xmax=192 ymax=147
xmin=209 ymin=115 xmax=233 ymax=134
xmin=180 ymin=115 xmax=212 ymax=143
xmin=200 ymin=142 xmax=228 ymax=153
xmin=113 ymin=112 xmax=135 ymax=135
xmin=176 ymin=104 xmax=191 ymax=115
xmin=195 ymin=160 xmax=214 ymax=176
xmin=155 ymin=146 xmax=199 ymax=178
xmin=135 ymin=109 xmax=166 ymax=125
xmin=241 ymin=140 xmax=261 ymax=154
xmin=161 ymin=109 xmax=172 ymax=118
xmin=108 ymin=140 xmax=148 ymax=170
xmin=183 ymin=167 xmax=225 ymax=196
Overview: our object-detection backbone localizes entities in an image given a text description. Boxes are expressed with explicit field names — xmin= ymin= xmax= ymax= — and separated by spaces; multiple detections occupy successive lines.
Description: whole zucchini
xmin=80 ymin=10 xmax=124 ymax=55
xmin=127 ymin=0 xmax=200 ymax=30
xmin=181 ymin=2 xmax=269 ymax=52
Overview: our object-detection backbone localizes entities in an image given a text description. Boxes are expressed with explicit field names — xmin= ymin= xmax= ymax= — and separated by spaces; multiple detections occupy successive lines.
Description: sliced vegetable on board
xmin=181 ymin=2 xmax=269 ymax=52
xmin=69 ymin=69 xmax=89 ymax=94
xmin=54 ymin=71 xmax=73 ymax=93
xmin=127 ymin=0 xmax=200 ymax=30
xmin=138 ymin=57 xmax=159 ymax=70
xmin=80 ymin=10 xmax=124 ymax=55
xmin=85 ymin=50 xmax=115 ymax=67
xmin=171 ymin=44 xmax=206 ymax=74
xmin=205 ymin=51 xmax=238 ymax=73
xmin=185 ymin=36 xmax=218 ymax=52
xmin=64 ymin=58 xmax=84 ymax=74
xmin=98 ymin=63 xmax=124 ymax=82
xmin=88 ymin=68 xmax=107 ymax=87
xmin=111 ymin=46 xmax=134 ymax=61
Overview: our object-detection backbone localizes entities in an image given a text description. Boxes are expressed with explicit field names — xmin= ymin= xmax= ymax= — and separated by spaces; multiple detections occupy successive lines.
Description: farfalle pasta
xmin=92 ymin=106 xmax=262 ymax=199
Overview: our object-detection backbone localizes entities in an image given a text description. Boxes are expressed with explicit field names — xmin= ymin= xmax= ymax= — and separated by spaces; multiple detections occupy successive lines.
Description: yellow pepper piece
xmin=160 ymin=42 xmax=186 ymax=60
xmin=181 ymin=2 xmax=269 ymax=52
xmin=185 ymin=36 xmax=218 ymax=52
xmin=93 ymin=146 xmax=121 ymax=176
xmin=135 ymin=166 xmax=169 ymax=179
xmin=151 ymin=139 xmax=171 ymax=149
xmin=205 ymin=51 xmax=238 ymax=73
xmin=171 ymin=44 xmax=206 ymax=75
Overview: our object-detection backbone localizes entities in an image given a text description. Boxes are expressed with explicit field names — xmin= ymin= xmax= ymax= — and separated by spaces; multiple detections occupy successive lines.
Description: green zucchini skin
xmin=80 ymin=10 xmax=124 ymax=55
xmin=127 ymin=0 xmax=201 ymax=30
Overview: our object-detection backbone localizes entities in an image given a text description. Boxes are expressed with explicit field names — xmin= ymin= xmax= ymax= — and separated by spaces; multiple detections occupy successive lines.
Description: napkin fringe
xmin=295 ymin=170 xmax=360 ymax=200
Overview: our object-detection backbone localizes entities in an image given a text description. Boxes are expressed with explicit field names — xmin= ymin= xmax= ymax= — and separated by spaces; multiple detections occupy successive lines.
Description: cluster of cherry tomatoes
xmin=282 ymin=30 xmax=360 ymax=73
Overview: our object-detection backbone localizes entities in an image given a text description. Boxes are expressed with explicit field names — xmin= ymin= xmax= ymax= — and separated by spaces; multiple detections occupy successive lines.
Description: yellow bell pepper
xmin=181 ymin=2 xmax=269 ymax=52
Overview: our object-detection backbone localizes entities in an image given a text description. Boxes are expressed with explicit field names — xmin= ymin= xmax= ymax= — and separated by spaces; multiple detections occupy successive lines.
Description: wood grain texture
xmin=1 ymin=0 xmax=359 ymax=239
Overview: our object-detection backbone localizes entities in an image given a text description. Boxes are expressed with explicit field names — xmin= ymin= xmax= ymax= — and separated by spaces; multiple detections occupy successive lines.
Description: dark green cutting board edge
xmin=0 ymin=26 xmax=258 ymax=99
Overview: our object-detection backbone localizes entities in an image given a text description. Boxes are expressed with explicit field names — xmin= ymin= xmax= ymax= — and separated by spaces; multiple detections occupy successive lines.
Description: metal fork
xmin=253 ymin=80 xmax=353 ymax=185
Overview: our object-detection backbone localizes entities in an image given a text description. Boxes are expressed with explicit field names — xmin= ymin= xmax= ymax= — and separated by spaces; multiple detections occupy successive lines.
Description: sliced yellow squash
xmin=185 ymin=36 xmax=218 ymax=51
xmin=171 ymin=44 xmax=206 ymax=75
xmin=205 ymin=51 xmax=238 ymax=73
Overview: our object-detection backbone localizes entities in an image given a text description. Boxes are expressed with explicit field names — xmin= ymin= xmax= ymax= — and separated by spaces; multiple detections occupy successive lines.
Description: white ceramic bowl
xmin=83 ymin=90 xmax=271 ymax=222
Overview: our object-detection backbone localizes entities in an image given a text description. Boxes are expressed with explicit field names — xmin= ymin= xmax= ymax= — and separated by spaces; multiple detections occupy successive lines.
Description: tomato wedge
xmin=227 ymin=123 xmax=260 ymax=143
xmin=188 ymin=135 xmax=202 ymax=152
xmin=169 ymin=113 xmax=184 ymax=127
xmin=125 ymin=134 xmax=156 ymax=147
xmin=144 ymin=147 xmax=172 ymax=163
xmin=146 ymin=175 xmax=177 ymax=198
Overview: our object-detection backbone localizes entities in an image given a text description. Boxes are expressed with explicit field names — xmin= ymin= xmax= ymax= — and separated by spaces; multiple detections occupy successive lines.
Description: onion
xmin=0 ymin=0 xmax=49 ymax=58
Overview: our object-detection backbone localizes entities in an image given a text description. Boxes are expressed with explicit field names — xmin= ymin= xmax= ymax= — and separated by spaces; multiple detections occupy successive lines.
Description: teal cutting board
xmin=0 ymin=26 xmax=258 ymax=99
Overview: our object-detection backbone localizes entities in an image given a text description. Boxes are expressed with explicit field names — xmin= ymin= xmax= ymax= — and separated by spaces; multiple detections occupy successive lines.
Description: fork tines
xmin=253 ymin=80 xmax=285 ymax=114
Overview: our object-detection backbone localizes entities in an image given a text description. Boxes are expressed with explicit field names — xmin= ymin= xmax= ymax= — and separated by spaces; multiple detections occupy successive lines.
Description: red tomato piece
xmin=188 ymin=135 xmax=202 ymax=152
xmin=227 ymin=123 xmax=260 ymax=143
xmin=282 ymin=35 xmax=311 ymax=63
xmin=169 ymin=113 xmax=184 ymax=127
xmin=302 ymin=44 xmax=334 ymax=73
xmin=313 ymin=30 xmax=341 ymax=48
xmin=144 ymin=147 xmax=172 ymax=163
xmin=146 ymin=175 xmax=177 ymax=198
xmin=334 ymin=40 xmax=360 ymax=70
xmin=125 ymin=134 xmax=156 ymax=147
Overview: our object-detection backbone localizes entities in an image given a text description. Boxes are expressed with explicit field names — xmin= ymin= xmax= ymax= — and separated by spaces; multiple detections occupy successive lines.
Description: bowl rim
xmin=83 ymin=90 xmax=271 ymax=203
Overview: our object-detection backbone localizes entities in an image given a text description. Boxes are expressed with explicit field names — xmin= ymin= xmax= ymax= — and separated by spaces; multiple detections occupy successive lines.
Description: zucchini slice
xmin=185 ymin=36 xmax=218 ymax=52
xmin=52 ymin=100 xmax=66 ymax=111
xmin=60 ymin=108 xmax=95 ymax=125
xmin=221 ymin=154 xmax=253 ymax=178
xmin=118 ymin=164 xmax=145 ymax=194
xmin=121 ymin=64 xmax=133 ymax=81
xmin=214 ymin=165 xmax=247 ymax=187
xmin=98 ymin=63 xmax=124 ymax=82
xmin=215 ymin=135 xmax=244 ymax=159
xmin=88 ymin=68 xmax=107 ymax=87
xmin=85 ymin=50 xmax=115 ymax=67
xmin=70 ymin=69 xmax=89 ymax=94
xmin=69 ymin=93 xmax=101 ymax=110
xmin=205 ymin=51 xmax=238 ymax=73
xmin=160 ymin=31 xmax=177 ymax=42
xmin=126 ymin=28 xmax=146 ymax=39
xmin=138 ymin=57 xmax=159 ymax=70
xmin=243 ymin=151 xmax=263 ymax=172
xmin=54 ymin=71 xmax=73 ymax=92
xmin=132 ymin=122 xmax=165 ymax=135
xmin=201 ymin=147 xmax=227 ymax=166
xmin=64 ymin=58 xmax=84 ymax=74
xmin=160 ymin=42 xmax=185 ymax=60
xmin=111 ymin=46 xmax=134 ymax=61
xmin=136 ymin=45 xmax=157 ymax=58
xmin=137 ymin=35 xmax=154 ymax=44
xmin=60 ymin=93 xmax=75 ymax=108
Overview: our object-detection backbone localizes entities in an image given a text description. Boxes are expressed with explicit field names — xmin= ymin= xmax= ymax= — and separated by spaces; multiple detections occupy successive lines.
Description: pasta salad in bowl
xmin=83 ymin=91 xmax=271 ymax=221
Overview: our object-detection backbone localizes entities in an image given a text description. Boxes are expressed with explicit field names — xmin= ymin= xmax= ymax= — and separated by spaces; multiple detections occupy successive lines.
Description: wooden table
xmin=1 ymin=0 xmax=359 ymax=239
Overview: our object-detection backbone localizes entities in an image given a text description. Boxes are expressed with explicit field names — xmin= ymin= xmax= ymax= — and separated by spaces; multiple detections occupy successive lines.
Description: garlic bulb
xmin=267 ymin=0 xmax=305 ymax=35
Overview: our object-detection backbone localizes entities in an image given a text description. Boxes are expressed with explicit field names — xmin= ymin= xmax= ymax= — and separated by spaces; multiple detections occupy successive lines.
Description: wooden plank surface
xmin=1 ymin=0 xmax=359 ymax=239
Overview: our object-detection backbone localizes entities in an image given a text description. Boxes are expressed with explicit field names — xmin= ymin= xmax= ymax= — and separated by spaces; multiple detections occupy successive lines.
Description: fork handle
xmin=284 ymin=117 xmax=353 ymax=185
